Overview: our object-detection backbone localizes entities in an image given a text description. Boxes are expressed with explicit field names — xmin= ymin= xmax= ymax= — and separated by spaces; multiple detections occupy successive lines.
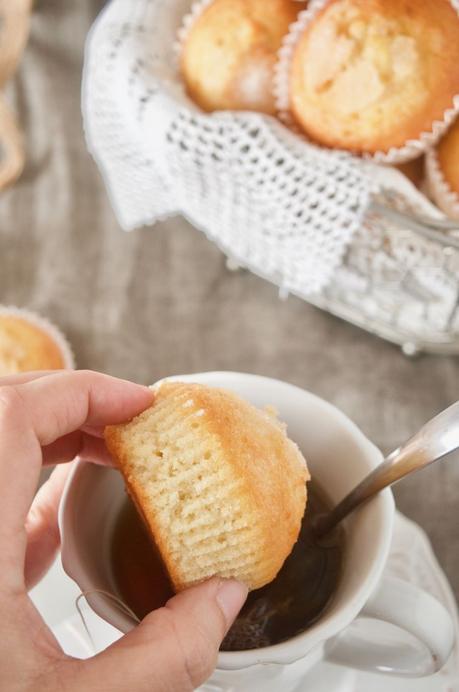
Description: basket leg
xmin=278 ymin=287 xmax=289 ymax=301
xmin=225 ymin=257 xmax=241 ymax=272
xmin=401 ymin=341 xmax=421 ymax=358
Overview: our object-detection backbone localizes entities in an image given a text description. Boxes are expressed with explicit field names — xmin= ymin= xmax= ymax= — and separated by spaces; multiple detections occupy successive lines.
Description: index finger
xmin=0 ymin=370 xmax=62 ymax=387
xmin=0 ymin=370 xmax=153 ymax=562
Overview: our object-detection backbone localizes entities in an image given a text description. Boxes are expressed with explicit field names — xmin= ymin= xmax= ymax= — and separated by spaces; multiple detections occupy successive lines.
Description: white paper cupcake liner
xmin=0 ymin=305 xmax=76 ymax=370
xmin=274 ymin=0 xmax=459 ymax=165
xmin=425 ymin=145 xmax=459 ymax=221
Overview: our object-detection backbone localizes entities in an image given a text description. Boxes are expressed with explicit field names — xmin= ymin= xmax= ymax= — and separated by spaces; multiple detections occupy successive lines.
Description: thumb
xmin=79 ymin=578 xmax=248 ymax=692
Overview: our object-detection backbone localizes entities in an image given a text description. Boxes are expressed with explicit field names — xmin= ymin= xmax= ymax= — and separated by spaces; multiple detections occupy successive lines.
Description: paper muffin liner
xmin=425 ymin=145 xmax=459 ymax=221
xmin=274 ymin=0 xmax=459 ymax=165
xmin=0 ymin=305 xmax=76 ymax=370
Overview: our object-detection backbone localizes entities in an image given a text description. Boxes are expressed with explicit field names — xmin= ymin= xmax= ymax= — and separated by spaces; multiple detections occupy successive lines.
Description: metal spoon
xmin=313 ymin=401 xmax=459 ymax=537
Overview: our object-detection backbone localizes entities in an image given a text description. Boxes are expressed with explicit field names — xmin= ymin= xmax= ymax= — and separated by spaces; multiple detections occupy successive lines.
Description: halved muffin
xmin=105 ymin=381 xmax=309 ymax=591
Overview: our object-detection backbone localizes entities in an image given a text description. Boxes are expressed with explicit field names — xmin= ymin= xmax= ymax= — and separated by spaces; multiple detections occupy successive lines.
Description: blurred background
xmin=0 ymin=0 xmax=458 ymax=603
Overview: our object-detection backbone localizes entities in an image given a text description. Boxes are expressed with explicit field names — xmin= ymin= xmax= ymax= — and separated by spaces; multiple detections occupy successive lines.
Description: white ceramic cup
xmin=59 ymin=372 xmax=455 ymax=692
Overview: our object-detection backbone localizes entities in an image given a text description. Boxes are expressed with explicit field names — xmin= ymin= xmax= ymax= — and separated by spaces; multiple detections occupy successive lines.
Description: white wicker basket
xmin=83 ymin=0 xmax=459 ymax=355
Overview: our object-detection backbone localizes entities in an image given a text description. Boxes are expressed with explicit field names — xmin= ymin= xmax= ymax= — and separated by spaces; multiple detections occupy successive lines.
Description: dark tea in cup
xmin=110 ymin=483 xmax=343 ymax=650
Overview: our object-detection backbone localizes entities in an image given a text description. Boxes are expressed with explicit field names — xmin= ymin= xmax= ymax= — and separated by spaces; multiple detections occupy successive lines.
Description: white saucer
xmin=31 ymin=512 xmax=459 ymax=691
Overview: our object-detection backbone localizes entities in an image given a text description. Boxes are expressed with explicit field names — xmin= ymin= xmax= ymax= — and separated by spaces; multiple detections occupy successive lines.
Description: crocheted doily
xmin=83 ymin=0 xmax=373 ymax=294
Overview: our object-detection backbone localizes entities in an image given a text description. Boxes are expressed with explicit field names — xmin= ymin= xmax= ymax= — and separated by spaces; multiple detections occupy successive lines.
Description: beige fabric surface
xmin=0 ymin=0 xmax=458 ymax=601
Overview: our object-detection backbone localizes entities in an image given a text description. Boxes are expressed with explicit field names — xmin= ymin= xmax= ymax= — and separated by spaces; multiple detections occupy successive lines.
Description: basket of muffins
xmin=85 ymin=0 xmax=459 ymax=354
xmin=180 ymin=0 xmax=459 ymax=161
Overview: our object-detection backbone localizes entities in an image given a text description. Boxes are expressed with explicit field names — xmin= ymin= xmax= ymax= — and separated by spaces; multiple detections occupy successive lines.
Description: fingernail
xmin=216 ymin=580 xmax=248 ymax=627
xmin=118 ymin=379 xmax=153 ymax=395
xmin=129 ymin=383 xmax=155 ymax=398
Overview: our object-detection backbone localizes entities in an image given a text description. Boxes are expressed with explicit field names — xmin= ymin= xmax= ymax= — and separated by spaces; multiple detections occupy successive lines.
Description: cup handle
xmin=324 ymin=576 xmax=455 ymax=677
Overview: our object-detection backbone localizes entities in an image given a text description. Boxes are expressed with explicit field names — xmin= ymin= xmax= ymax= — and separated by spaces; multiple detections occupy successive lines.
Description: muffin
xmin=180 ymin=0 xmax=306 ymax=114
xmin=0 ymin=0 xmax=32 ymax=88
xmin=0 ymin=0 xmax=31 ymax=189
xmin=284 ymin=0 xmax=459 ymax=156
xmin=426 ymin=118 xmax=459 ymax=219
xmin=0 ymin=98 xmax=24 ymax=189
xmin=105 ymin=381 xmax=309 ymax=591
xmin=0 ymin=308 xmax=74 ymax=376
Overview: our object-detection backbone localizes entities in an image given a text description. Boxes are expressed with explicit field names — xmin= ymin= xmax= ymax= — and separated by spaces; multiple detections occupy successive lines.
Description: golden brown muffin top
xmin=438 ymin=119 xmax=459 ymax=196
xmin=289 ymin=0 xmax=459 ymax=154
xmin=181 ymin=0 xmax=305 ymax=114
xmin=0 ymin=315 xmax=66 ymax=376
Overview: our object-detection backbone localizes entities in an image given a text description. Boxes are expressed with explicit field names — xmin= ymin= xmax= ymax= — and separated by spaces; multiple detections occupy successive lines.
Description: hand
xmin=0 ymin=370 xmax=248 ymax=692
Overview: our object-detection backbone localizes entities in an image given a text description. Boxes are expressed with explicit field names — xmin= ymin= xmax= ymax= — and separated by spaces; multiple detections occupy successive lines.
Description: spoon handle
xmin=314 ymin=401 xmax=459 ymax=537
